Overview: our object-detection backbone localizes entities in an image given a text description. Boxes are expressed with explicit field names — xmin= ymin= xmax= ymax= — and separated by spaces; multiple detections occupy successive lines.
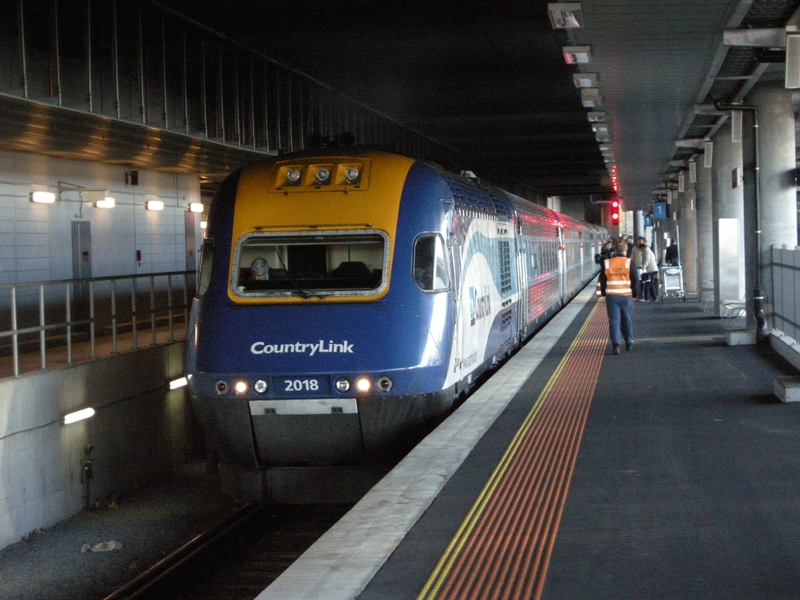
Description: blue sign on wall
xmin=653 ymin=202 xmax=667 ymax=220
xmin=644 ymin=215 xmax=653 ymax=227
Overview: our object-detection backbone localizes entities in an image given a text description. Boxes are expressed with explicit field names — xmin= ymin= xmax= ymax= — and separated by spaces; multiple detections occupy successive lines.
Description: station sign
xmin=653 ymin=202 xmax=667 ymax=220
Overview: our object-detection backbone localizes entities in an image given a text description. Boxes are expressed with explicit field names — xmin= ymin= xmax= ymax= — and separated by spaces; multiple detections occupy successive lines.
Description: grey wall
xmin=0 ymin=342 xmax=199 ymax=551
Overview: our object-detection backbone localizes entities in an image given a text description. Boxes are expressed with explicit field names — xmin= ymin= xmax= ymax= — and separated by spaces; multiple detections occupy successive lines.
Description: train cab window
xmin=233 ymin=232 xmax=388 ymax=297
xmin=413 ymin=234 xmax=450 ymax=292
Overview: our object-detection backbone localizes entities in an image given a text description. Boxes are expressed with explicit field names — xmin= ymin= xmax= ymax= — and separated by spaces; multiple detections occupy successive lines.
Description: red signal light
xmin=610 ymin=198 xmax=620 ymax=225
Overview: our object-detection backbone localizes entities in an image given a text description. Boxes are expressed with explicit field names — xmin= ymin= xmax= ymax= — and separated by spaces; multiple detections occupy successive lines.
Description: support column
xmin=679 ymin=183 xmax=698 ymax=295
xmin=710 ymin=123 xmax=745 ymax=318
xmin=695 ymin=151 xmax=714 ymax=295
xmin=747 ymin=81 xmax=798 ymax=334
xmin=634 ymin=210 xmax=645 ymax=240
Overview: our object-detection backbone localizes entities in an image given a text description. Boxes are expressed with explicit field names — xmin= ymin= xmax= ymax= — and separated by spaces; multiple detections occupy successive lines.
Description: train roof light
xmin=286 ymin=169 xmax=302 ymax=184
xmin=315 ymin=167 xmax=331 ymax=184
xmin=344 ymin=167 xmax=360 ymax=184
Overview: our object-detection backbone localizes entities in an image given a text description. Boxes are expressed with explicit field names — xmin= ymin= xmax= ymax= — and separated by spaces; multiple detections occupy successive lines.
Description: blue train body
xmin=186 ymin=150 xmax=605 ymax=467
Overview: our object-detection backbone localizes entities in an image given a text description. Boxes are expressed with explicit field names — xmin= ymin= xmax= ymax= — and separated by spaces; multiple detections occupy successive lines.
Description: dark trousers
xmin=606 ymin=295 xmax=634 ymax=346
xmin=642 ymin=272 xmax=658 ymax=300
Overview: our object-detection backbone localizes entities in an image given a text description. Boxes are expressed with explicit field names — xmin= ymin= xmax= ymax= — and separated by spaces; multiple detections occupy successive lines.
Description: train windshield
xmin=233 ymin=231 xmax=388 ymax=297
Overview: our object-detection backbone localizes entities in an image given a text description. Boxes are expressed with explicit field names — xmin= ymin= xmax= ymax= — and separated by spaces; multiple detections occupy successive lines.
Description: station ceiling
xmin=163 ymin=0 xmax=798 ymax=211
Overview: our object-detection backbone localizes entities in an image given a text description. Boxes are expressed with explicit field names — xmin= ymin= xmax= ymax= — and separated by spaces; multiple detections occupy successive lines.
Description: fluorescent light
xmin=563 ymin=45 xmax=591 ymax=64
xmin=200 ymin=220 xmax=207 ymax=230
xmin=95 ymin=197 xmax=115 ymax=208
xmin=146 ymin=200 xmax=164 ymax=211
xmin=63 ymin=407 xmax=95 ymax=425
xmin=573 ymin=72 xmax=597 ymax=88
xmin=548 ymin=3 xmax=583 ymax=29
xmin=31 ymin=191 xmax=56 ymax=204
xmin=189 ymin=202 xmax=203 ymax=213
xmin=581 ymin=88 xmax=602 ymax=108
xmin=587 ymin=111 xmax=606 ymax=123
xmin=170 ymin=376 xmax=188 ymax=390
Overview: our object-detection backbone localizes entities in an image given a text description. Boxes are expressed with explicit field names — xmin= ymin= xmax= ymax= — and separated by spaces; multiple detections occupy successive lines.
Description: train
xmin=185 ymin=147 xmax=606 ymax=469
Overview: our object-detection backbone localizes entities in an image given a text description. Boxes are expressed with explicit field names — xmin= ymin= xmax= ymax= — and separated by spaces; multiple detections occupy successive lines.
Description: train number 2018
xmin=284 ymin=379 xmax=319 ymax=392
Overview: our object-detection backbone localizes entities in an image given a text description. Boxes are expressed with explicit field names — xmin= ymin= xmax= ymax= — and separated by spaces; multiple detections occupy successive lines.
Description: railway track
xmin=103 ymin=502 xmax=353 ymax=600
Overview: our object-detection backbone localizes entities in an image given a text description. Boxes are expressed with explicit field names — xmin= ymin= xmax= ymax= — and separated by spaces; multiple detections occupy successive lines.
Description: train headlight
xmin=286 ymin=169 xmax=302 ymax=184
xmin=344 ymin=167 xmax=360 ymax=183
xmin=233 ymin=379 xmax=249 ymax=395
xmin=254 ymin=379 xmax=268 ymax=394
xmin=376 ymin=376 xmax=394 ymax=392
xmin=215 ymin=380 xmax=229 ymax=395
xmin=335 ymin=378 xmax=351 ymax=393
xmin=354 ymin=376 xmax=371 ymax=393
xmin=315 ymin=167 xmax=331 ymax=183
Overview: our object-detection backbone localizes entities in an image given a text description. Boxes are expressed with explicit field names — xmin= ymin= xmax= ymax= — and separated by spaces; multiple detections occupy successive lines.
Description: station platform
xmin=259 ymin=286 xmax=800 ymax=600
xmin=4 ymin=285 xmax=800 ymax=600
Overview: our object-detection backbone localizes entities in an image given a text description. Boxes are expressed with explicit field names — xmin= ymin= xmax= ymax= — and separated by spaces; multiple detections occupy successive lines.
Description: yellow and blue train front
xmin=187 ymin=151 xmax=457 ymax=466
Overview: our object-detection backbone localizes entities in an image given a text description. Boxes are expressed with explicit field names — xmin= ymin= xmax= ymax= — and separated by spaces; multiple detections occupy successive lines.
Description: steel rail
xmin=102 ymin=502 xmax=261 ymax=600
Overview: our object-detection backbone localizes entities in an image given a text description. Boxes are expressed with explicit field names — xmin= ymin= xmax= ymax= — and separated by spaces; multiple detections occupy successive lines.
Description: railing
xmin=772 ymin=245 xmax=800 ymax=341
xmin=0 ymin=271 xmax=196 ymax=378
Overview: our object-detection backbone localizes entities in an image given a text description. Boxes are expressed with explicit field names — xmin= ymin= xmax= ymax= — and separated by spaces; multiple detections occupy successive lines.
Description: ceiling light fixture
xmin=548 ymin=3 xmax=583 ymax=29
xmin=572 ymin=72 xmax=597 ymax=88
xmin=580 ymin=88 xmax=602 ymax=108
xmin=146 ymin=200 xmax=164 ymax=211
xmin=563 ymin=46 xmax=591 ymax=64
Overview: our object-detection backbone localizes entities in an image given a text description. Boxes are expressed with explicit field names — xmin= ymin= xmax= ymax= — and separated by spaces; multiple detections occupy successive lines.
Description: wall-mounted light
xmin=170 ymin=376 xmax=188 ymax=390
xmin=678 ymin=172 xmax=685 ymax=193
xmin=563 ymin=45 xmax=591 ymax=64
xmin=189 ymin=202 xmax=203 ymax=213
xmin=548 ymin=3 xmax=583 ymax=29
xmin=95 ymin=197 xmax=115 ymax=209
xmin=786 ymin=31 xmax=800 ymax=89
xmin=573 ymin=72 xmax=597 ymax=88
xmin=31 ymin=191 xmax=56 ymax=204
xmin=587 ymin=111 xmax=606 ymax=123
xmin=146 ymin=200 xmax=164 ymax=211
xmin=581 ymin=88 xmax=602 ymax=108
xmin=200 ymin=220 xmax=207 ymax=230
xmin=689 ymin=160 xmax=697 ymax=183
xmin=63 ymin=407 xmax=95 ymax=425
xmin=704 ymin=140 xmax=714 ymax=168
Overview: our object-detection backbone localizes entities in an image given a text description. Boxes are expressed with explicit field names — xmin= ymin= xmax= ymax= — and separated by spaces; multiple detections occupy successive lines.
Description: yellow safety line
xmin=417 ymin=302 xmax=601 ymax=600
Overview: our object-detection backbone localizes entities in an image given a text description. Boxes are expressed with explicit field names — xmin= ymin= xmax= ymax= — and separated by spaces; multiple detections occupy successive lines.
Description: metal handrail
xmin=0 ymin=270 xmax=196 ymax=378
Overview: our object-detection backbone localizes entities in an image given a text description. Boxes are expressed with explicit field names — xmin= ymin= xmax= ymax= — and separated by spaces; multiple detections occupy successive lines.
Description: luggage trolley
xmin=659 ymin=265 xmax=685 ymax=301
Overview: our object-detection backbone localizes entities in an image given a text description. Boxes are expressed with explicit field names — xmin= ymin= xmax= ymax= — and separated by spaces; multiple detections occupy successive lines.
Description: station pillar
xmin=679 ymin=183 xmax=698 ymax=295
xmin=746 ymin=81 xmax=798 ymax=335
xmin=710 ymin=123 xmax=745 ymax=318
xmin=695 ymin=154 xmax=714 ymax=299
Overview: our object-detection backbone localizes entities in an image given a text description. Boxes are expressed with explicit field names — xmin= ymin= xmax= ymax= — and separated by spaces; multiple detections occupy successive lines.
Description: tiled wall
xmin=0 ymin=150 xmax=202 ymax=286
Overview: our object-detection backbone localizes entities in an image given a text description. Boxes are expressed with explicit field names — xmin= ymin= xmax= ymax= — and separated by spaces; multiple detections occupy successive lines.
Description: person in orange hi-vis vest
xmin=596 ymin=239 xmax=636 ymax=355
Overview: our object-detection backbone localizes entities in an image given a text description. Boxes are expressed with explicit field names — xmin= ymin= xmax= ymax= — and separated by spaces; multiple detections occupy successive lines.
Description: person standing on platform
xmin=597 ymin=240 xmax=635 ymax=355
xmin=635 ymin=238 xmax=659 ymax=301
xmin=665 ymin=240 xmax=679 ymax=266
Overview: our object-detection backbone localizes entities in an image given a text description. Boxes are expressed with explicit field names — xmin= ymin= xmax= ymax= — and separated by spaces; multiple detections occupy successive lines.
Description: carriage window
xmin=234 ymin=232 xmax=387 ymax=296
xmin=413 ymin=234 xmax=450 ymax=292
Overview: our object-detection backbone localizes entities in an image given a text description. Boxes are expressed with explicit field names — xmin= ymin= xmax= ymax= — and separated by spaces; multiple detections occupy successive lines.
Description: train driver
xmin=249 ymin=257 xmax=270 ymax=281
